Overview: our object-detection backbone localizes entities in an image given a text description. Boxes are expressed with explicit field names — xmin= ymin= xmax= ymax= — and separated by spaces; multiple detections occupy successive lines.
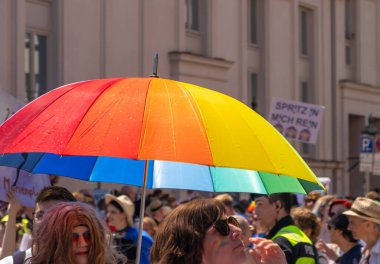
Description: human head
xmin=304 ymin=191 xmax=322 ymax=210
xmin=233 ymin=215 xmax=253 ymax=247
xmin=120 ymin=185 xmax=138 ymax=202
xmin=327 ymin=198 xmax=352 ymax=219
xmin=311 ymin=194 xmax=335 ymax=220
xmin=72 ymin=191 xmax=96 ymax=208
xmin=344 ymin=197 xmax=380 ymax=241
xmin=254 ymin=193 xmax=293 ymax=232
xmin=31 ymin=202 xmax=117 ymax=264
xmin=151 ymin=198 xmax=245 ymax=264
xmin=285 ymin=126 xmax=297 ymax=139
xmin=146 ymin=199 xmax=164 ymax=217
xmin=33 ymin=186 xmax=76 ymax=227
xmin=365 ymin=191 xmax=380 ymax=202
xmin=143 ymin=216 xmax=157 ymax=238
xmin=291 ymin=207 xmax=321 ymax=243
xmin=105 ymin=194 xmax=134 ymax=229
xmin=214 ymin=193 xmax=236 ymax=215
xmin=328 ymin=214 xmax=357 ymax=244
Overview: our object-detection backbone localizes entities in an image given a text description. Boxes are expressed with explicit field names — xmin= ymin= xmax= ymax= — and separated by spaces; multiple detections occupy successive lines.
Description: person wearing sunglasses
xmin=150 ymin=198 xmax=286 ymax=264
xmin=27 ymin=202 xmax=120 ymax=264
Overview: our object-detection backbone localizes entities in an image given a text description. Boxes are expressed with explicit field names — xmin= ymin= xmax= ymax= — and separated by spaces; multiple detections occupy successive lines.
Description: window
xmin=299 ymin=8 xmax=312 ymax=56
xmin=185 ymin=0 xmax=199 ymax=31
xmin=250 ymin=73 xmax=258 ymax=110
xmin=345 ymin=0 xmax=355 ymax=67
xmin=249 ymin=0 xmax=258 ymax=44
xmin=300 ymin=81 xmax=314 ymax=156
xmin=345 ymin=0 xmax=355 ymax=39
xmin=345 ymin=45 xmax=351 ymax=65
xmin=25 ymin=32 xmax=47 ymax=102
xmin=300 ymin=81 xmax=309 ymax=102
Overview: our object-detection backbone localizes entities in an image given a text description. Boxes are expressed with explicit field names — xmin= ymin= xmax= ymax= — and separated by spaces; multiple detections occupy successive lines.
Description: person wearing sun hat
xmin=105 ymin=194 xmax=153 ymax=264
xmin=343 ymin=197 xmax=380 ymax=264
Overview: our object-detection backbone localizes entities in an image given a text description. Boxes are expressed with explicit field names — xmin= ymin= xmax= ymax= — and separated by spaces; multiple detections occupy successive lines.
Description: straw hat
xmin=146 ymin=199 xmax=163 ymax=215
xmin=105 ymin=194 xmax=135 ymax=226
xmin=343 ymin=197 xmax=380 ymax=225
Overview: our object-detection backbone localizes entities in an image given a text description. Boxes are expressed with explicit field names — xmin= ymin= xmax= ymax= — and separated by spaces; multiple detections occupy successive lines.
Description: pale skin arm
xmin=316 ymin=239 xmax=339 ymax=261
xmin=247 ymin=237 xmax=287 ymax=264
xmin=0 ymin=190 xmax=22 ymax=259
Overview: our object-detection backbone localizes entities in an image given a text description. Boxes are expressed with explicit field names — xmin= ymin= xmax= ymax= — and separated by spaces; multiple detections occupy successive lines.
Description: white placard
xmin=0 ymin=166 xmax=51 ymax=208
xmin=0 ymin=89 xmax=24 ymax=124
xmin=268 ymin=98 xmax=325 ymax=144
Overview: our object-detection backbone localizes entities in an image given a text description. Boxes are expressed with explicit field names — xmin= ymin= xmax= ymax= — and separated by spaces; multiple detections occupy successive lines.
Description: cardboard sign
xmin=268 ymin=98 xmax=325 ymax=144
xmin=0 ymin=166 xmax=51 ymax=208
xmin=0 ymin=89 xmax=24 ymax=124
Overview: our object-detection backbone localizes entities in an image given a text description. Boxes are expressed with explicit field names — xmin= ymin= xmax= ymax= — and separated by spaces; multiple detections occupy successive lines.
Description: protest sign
xmin=0 ymin=166 xmax=51 ymax=208
xmin=0 ymin=89 xmax=24 ymax=124
xmin=268 ymin=98 xmax=325 ymax=144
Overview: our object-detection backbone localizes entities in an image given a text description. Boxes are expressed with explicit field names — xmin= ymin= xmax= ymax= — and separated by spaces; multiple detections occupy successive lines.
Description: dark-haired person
xmin=151 ymin=198 xmax=286 ymax=264
xmin=0 ymin=186 xmax=77 ymax=264
xmin=254 ymin=193 xmax=319 ymax=264
xmin=317 ymin=213 xmax=362 ymax=264
xmin=105 ymin=194 xmax=153 ymax=264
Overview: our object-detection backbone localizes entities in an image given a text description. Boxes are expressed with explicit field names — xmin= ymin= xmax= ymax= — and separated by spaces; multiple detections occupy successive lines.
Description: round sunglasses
xmin=213 ymin=216 xmax=240 ymax=236
xmin=72 ymin=230 xmax=91 ymax=243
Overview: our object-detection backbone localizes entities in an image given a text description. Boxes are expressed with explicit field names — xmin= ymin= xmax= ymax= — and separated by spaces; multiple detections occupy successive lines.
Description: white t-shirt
xmin=0 ymin=248 xmax=32 ymax=264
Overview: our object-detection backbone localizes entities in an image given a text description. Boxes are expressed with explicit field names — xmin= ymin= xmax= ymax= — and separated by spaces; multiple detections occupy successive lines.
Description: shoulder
xmin=0 ymin=249 xmax=31 ymax=264
xmin=0 ymin=255 xmax=13 ymax=264
xmin=124 ymin=227 xmax=153 ymax=245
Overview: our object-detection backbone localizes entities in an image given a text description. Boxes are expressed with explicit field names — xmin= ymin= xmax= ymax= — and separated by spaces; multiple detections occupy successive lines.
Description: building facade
xmin=1 ymin=0 xmax=380 ymax=196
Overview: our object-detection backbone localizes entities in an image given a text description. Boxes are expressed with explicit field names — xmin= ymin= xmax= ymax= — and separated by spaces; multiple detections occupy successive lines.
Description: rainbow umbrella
xmin=0 ymin=77 xmax=323 ymax=263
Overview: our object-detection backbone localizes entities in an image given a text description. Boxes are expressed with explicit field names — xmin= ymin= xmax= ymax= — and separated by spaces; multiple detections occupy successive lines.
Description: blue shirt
xmin=114 ymin=226 xmax=153 ymax=264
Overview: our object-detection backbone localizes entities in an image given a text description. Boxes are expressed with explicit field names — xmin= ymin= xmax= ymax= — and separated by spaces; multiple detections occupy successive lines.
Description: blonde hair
xmin=291 ymin=207 xmax=320 ymax=243
xmin=214 ymin=193 xmax=234 ymax=207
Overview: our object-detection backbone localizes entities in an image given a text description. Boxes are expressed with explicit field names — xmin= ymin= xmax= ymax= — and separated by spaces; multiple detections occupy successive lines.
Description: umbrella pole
xmin=136 ymin=160 xmax=149 ymax=264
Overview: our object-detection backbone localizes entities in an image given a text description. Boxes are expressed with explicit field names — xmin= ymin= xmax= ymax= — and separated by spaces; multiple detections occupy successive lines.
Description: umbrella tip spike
xmin=149 ymin=52 xmax=159 ymax=78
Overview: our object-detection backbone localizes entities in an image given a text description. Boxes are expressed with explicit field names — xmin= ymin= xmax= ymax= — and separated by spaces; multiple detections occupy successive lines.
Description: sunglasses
xmin=213 ymin=216 xmax=240 ymax=236
xmin=327 ymin=225 xmax=335 ymax=231
xmin=72 ymin=231 xmax=91 ymax=243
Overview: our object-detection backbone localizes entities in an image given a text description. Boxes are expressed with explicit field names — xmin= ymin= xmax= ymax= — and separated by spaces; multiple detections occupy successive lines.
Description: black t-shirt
xmin=337 ymin=244 xmax=362 ymax=264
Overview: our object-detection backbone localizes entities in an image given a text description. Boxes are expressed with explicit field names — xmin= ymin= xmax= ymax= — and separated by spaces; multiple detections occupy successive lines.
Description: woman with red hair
xmin=27 ymin=202 xmax=121 ymax=264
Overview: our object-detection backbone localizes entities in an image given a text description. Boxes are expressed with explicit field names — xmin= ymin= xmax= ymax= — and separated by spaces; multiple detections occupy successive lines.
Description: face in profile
xmin=201 ymin=215 xmax=246 ymax=264
xmin=106 ymin=203 xmax=125 ymax=228
xmin=72 ymin=225 xmax=91 ymax=264
xmin=254 ymin=197 xmax=277 ymax=232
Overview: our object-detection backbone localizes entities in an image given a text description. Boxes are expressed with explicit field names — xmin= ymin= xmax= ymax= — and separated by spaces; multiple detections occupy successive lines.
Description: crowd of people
xmin=0 ymin=184 xmax=379 ymax=264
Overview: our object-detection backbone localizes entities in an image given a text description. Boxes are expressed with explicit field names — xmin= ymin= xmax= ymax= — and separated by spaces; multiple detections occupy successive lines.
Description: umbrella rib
xmin=137 ymin=78 xmax=154 ymax=159
xmin=258 ymin=171 xmax=271 ymax=194
xmin=180 ymin=84 xmax=214 ymax=165
xmin=31 ymin=152 xmax=48 ymax=174
xmin=164 ymin=80 xmax=178 ymax=157
xmin=208 ymin=165 xmax=216 ymax=192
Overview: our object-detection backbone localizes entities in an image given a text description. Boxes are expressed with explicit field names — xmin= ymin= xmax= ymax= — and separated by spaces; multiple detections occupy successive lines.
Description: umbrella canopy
xmin=0 ymin=153 xmax=323 ymax=194
xmin=0 ymin=77 xmax=319 ymax=185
